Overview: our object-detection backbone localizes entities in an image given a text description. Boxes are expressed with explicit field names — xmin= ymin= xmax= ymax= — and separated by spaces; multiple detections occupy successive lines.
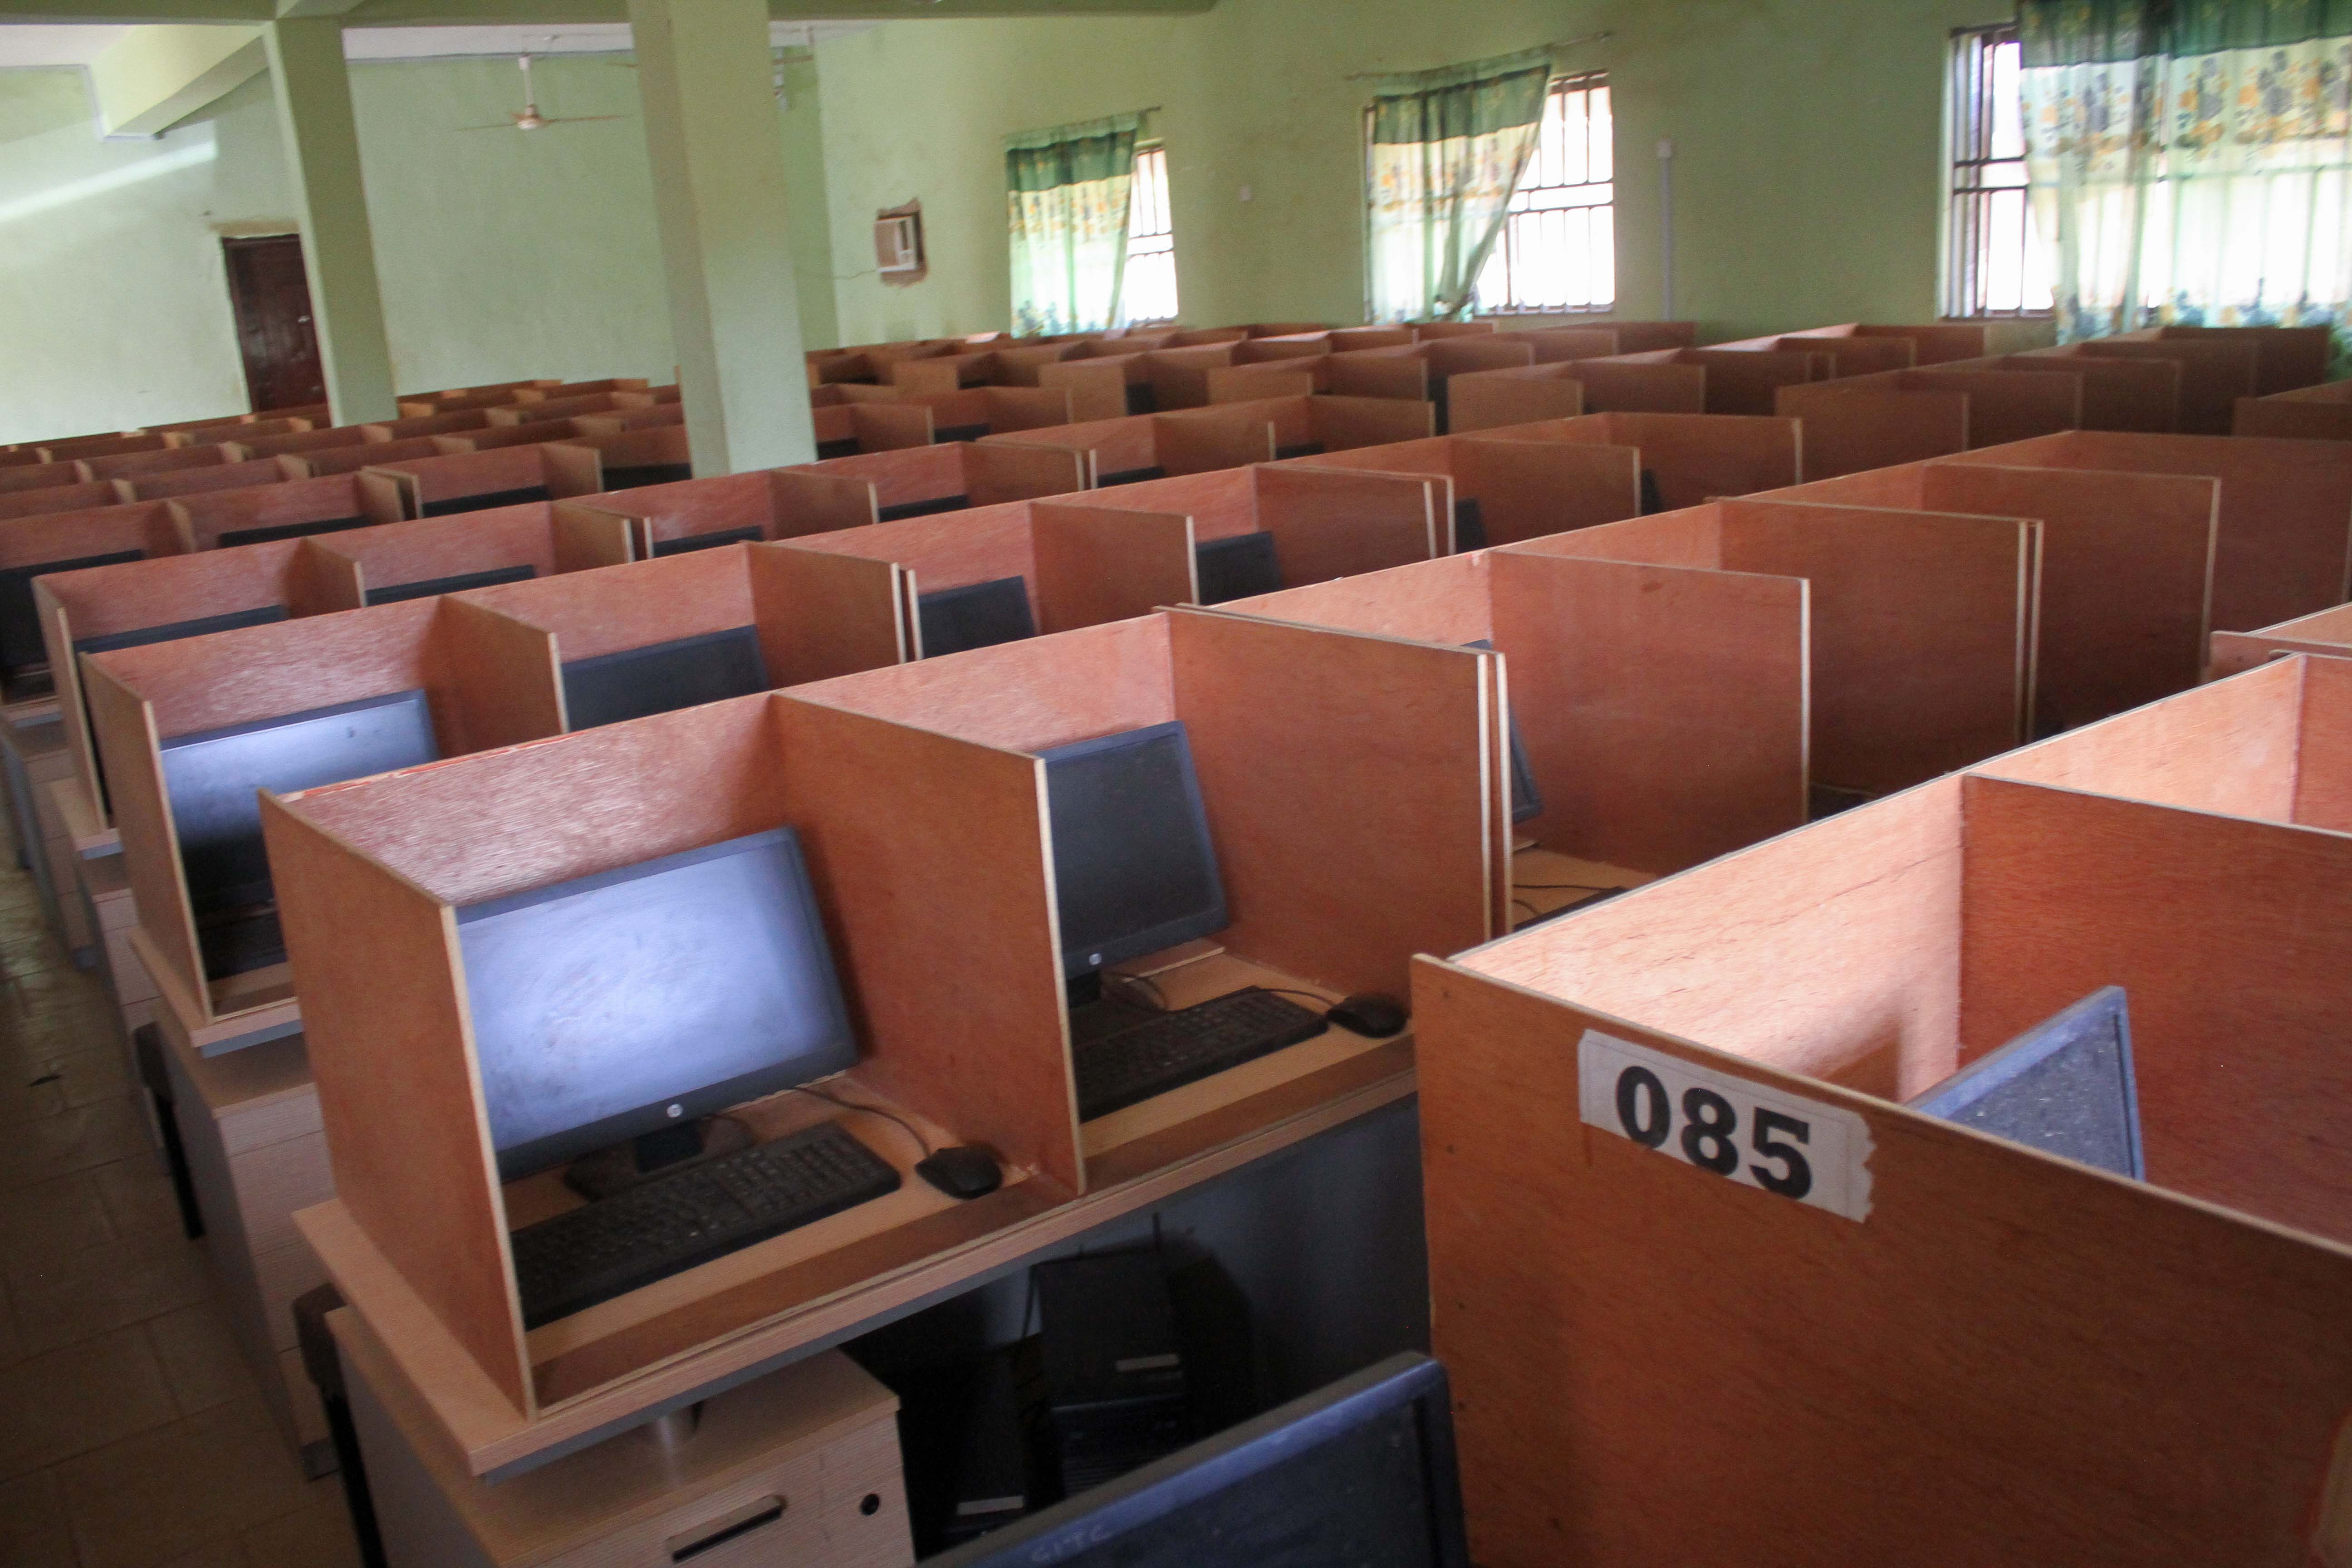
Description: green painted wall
xmin=0 ymin=51 xmax=836 ymax=444
xmin=815 ymin=0 xmax=2012 ymax=345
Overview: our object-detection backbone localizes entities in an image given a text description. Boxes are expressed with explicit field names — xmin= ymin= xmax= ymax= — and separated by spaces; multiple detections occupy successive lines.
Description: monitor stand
xmin=561 ymin=1114 xmax=755 ymax=1202
xmin=1065 ymin=971 xmax=1160 ymax=1048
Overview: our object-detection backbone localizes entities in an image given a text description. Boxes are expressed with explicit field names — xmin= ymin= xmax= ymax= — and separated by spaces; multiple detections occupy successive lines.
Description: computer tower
xmin=1022 ymin=1251 xmax=1192 ymax=1499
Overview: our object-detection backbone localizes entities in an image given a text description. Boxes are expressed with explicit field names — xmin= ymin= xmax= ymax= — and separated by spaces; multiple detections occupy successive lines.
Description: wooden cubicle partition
xmin=0 ymin=459 xmax=91 ymax=496
xmin=1713 ymin=332 xmax=1919 ymax=375
xmin=1140 ymin=345 xmax=1243 ymax=410
xmin=429 ymin=419 xmax=583 ymax=455
xmin=363 ymin=410 xmax=499 ymax=442
xmin=2111 ymin=323 xmax=2332 ymax=397
xmin=2022 ymin=338 xmax=2256 ymax=434
xmin=2208 ymin=600 xmax=2352 ymax=677
xmin=2233 ymin=378 xmax=2352 ymax=441
xmin=295 ymin=436 xmax=445 ymax=479
xmin=39 ymin=433 xmax=172 ymax=463
xmin=1782 ymin=321 xmax=1990 ymax=365
xmin=1160 ymin=393 xmax=1436 ymax=456
xmin=35 ymin=540 xmax=325 ymax=844
xmin=297 ymin=502 xmax=638 ymax=611
xmin=1940 ymin=429 xmax=2352 ymax=632
xmin=78 ymin=444 xmax=235 ymax=482
xmin=0 ymin=501 xmax=188 ymax=691
xmin=1274 ymin=430 xmax=1641 ymax=547
xmin=360 ymin=444 xmax=606 ymax=519
xmin=552 ymin=424 xmax=693 ymax=491
xmin=1218 ymin=547 xmax=1809 ymax=877
xmin=1605 ymin=348 xmax=1824 ymax=415
xmin=512 ymin=377 xmax=651 ymax=402
xmin=1447 ymin=364 xmax=1595 ymax=428
xmin=1472 ymin=412 xmax=1803 ymax=511
xmin=1036 ymin=358 xmax=1139 ymax=422
xmin=1838 ymin=368 xmax=2084 ymax=447
xmin=223 ymin=425 xmax=372 ymax=462
xmin=170 ymin=471 xmax=409 ymax=551
xmin=1945 ymin=353 xmax=2181 ymax=431
xmin=1323 ymin=349 xmax=1432 ymax=403
xmin=986 ymin=410 xmax=1271 ymax=484
xmin=1203 ymin=363 xmax=1322 ymax=402
xmin=1419 ymin=658 xmax=2352 ymax=1566
xmin=562 ymin=468 xmax=868 ymax=556
xmin=1077 ymin=463 xmax=1451 ymax=583
xmin=0 ymin=481 xmax=131 ymax=522
xmin=1504 ymin=500 xmax=2035 ymax=796
xmin=1776 ymin=381 xmax=1970 ymax=476
xmin=485 ymin=393 xmax=628 ymax=426
xmin=123 ymin=456 xmax=301 ymax=502
xmin=85 ymin=591 xmax=567 ymax=1045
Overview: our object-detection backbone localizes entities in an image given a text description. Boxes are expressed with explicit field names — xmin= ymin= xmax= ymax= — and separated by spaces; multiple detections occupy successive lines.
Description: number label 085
xmin=1575 ymin=1030 xmax=1875 ymax=1221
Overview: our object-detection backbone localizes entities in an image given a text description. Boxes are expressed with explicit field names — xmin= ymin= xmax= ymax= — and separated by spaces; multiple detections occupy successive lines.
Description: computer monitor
xmin=1452 ymin=498 xmax=1486 ymax=552
xmin=930 ymin=1352 xmax=1470 ymax=1568
xmin=0 ymin=549 xmax=144 ymax=671
xmin=1039 ymin=720 xmax=1226 ymax=980
xmin=363 ymin=564 xmax=536 ymax=606
xmin=1193 ymin=532 xmax=1282 ymax=605
xmin=877 ymin=495 xmax=969 ymax=522
xmin=918 ymin=576 xmax=1036 ymax=659
xmin=600 ymin=462 xmax=694 ymax=490
xmin=651 ymin=526 xmax=763 ymax=558
xmin=559 ymin=625 xmax=766 ymax=730
xmin=1463 ymin=642 xmax=1543 ymax=824
xmin=217 ymin=515 xmax=373 ymax=548
xmin=456 ymin=827 xmax=859 ymax=1181
xmin=72 ymin=604 xmax=290 ymax=658
xmin=1906 ymin=985 xmax=2144 ymax=1179
xmin=162 ymin=689 xmax=439 ymax=976
xmin=421 ymin=485 xmax=550 ymax=518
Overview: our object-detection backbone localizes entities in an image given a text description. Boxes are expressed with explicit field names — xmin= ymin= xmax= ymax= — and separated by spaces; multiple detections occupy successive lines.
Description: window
xmin=1124 ymin=145 xmax=1179 ymax=325
xmin=1945 ymin=24 xmax=2052 ymax=318
xmin=1474 ymin=72 xmax=1615 ymax=314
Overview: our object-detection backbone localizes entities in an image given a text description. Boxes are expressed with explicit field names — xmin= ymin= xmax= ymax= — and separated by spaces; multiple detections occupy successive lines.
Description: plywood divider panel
xmin=175 ymin=474 xmax=405 ymax=551
xmin=765 ymin=471 xmax=882 ymax=539
xmin=257 ymin=803 xmax=528 ymax=1418
xmin=0 ymin=460 xmax=89 ymax=495
xmin=312 ymin=504 xmax=563 ymax=603
xmin=431 ymin=599 xmax=565 ymax=751
xmin=1031 ymin=503 xmax=1196 ymax=632
xmin=1777 ymin=382 xmax=1969 ymax=477
xmin=890 ymin=358 xmax=965 ymax=397
xmin=1218 ymin=551 xmax=1497 ymax=647
xmin=548 ymin=505 xmax=637 ymax=571
xmin=1313 ymin=395 xmax=1438 ymax=450
xmin=1455 ymin=437 xmax=1641 ymax=544
xmin=1960 ymin=775 xmax=2352 ymax=1241
xmin=1204 ymin=366 xmax=1318 ymax=403
xmin=979 ymin=387 xmax=1074 ymax=432
xmin=0 ymin=482 xmax=131 ymax=522
xmin=1255 ymin=466 xmax=1440 ymax=585
xmin=2234 ymin=398 xmax=2352 ymax=441
xmin=794 ymin=504 xmax=1037 ymax=626
xmin=1571 ymin=360 xmax=1705 ymax=414
xmin=2073 ymin=339 xmax=2256 ymax=433
xmin=2207 ymin=603 xmax=2352 ymax=677
xmin=302 ymin=439 xmax=442 ymax=480
xmin=1504 ymin=505 xmax=1725 ymax=569
xmin=963 ymin=441 xmax=1087 ymax=507
xmin=82 ymin=443 xmax=233 ymax=480
xmin=1167 ymin=609 xmax=1495 ymax=997
xmin=1036 ymin=362 xmax=1130 ymax=423
xmin=126 ymin=457 xmax=304 ymax=503
xmin=2155 ymin=324 xmax=2333 ymax=395
xmin=751 ymin=546 xmax=907 ymax=686
xmin=1989 ymin=355 xmax=2179 ymax=431
xmin=1331 ymin=327 xmax=1416 ymax=352
xmin=1717 ymin=499 xmax=2033 ymax=794
xmin=84 ymin=663 xmax=208 ymax=1022
xmin=2293 ymin=654 xmax=2352 ymax=831
xmin=850 ymin=404 xmax=932 ymax=452
xmin=1522 ymin=328 xmax=1622 ymax=362
xmin=770 ymin=699 xmax=1080 ymax=1191
xmin=598 ymin=472 xmax=788 ymax=539
xmin=0 ymin=501 xmax=182 ymax=575
xmin=1154 ymin=412 xmax=1275 ymax=475
xmin=293 ymin=539 xmax=366 ymax=613
xmin=1968 ymin=656 xmax=2302 ymax=823
xmin=363 ymin=412 xmax=495 ymax=442
xmin=1447 ymin=369 xmax=1588 ymax=433
xmin=1917 ymin=464 xmax=2215 ymax=732
xmin=1324 ymin=352 xmax=1431 ymax=402
xmin=1421 ymin=338 xmax=1533 ymax=380
xmin=1489 ymin=551 xmax=1809 ymax=872
xmin=1074 ymin=467 xmax=1260 ymax=542
xmin=461 ymin=547 xmax=758 ymax=669
xmin=1752 ymin=462 xmax=1928 ymax=509
xmin=1677 ymin=349 xmax=1823 ymax=416
xmin=229 ymin=426 xmax=370 ymax=462
xmin=789 ymin=614 xmax=1175 ymax=756
xmin=1899 ymin=368 xmax=2082 ymax=446
xmin=1142 ymin=346 xmax=1238 ymax=411
xmin=988 ymin=415 xmax=1154 ymax=479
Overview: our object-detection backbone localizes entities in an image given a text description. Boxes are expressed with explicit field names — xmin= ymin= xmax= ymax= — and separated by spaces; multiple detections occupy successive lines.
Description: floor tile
xmin=0 ymin=1289 xmax=22 ymax=1369
xmin=0 ymin=1098 xmax=154 ymax=1195
xmin=242 ymin=1480 xmax=361 ymax=1568
xmin=0 ymin=1061 xmax=64 ymax=1129
xmin=92 ymin=1153 xmax=184 ymax=1243
xmin=6 ymin=1227 xmax=211 ymax=1356
xmin=52 ymin=1044 xmax=131 ymax=1110
xmin=154 ymin=1539 xmax=247 ymax=1568
xmin=57 ymin=1397 xmax=312 ymax=1568
xmin=0 ymin=1468 xmax=77 ymax=1568
xmin=0 ymin=1325 xmax=178 ymax=1482
xmin=0 ymin=1169 xmax=114 ymax=1264
xmin=148 ymin=1299 xmax=259 ymax=1418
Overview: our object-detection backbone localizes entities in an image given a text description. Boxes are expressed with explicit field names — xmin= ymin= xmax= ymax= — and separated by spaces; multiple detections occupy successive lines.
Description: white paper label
xmin=1576 ymin=1029 xmax=1875 ymax=1221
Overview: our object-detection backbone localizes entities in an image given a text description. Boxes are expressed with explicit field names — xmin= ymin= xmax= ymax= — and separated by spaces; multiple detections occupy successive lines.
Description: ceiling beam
xmin=87 ymin=22 xmax=264 ymax=137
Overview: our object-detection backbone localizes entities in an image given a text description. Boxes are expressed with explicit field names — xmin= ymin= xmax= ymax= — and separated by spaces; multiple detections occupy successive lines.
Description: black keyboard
xmin=1074 ymin=987 xmax=1330 ymax=1122
xmin=510 ymin=1121 xmax=902 ymax=1329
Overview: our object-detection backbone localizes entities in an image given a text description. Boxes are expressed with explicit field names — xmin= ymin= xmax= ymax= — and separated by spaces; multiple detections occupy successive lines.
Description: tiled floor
xmin=0 ymin=828 xmax=361 ymax=1568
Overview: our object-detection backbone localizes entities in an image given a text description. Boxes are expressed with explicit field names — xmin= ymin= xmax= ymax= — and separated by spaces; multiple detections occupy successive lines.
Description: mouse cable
xmin=1259 ymin=986 xmax=1339 ymax=1012
xmin=788 ymin=1084 xmax=932 ymax=1158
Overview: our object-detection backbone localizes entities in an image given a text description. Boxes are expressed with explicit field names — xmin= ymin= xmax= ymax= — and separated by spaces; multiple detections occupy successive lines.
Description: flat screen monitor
xmin=651 ymin=525 xmax=763 ymax=558
xmin=1039 ymin=720 xmax=1226 ymax=979
xmin=1464 ymin=642 xmax=1543 ymax=824
xmin=877 ymin=495 xmax=969 ymax=522
xmin=1193 ymin=532 xmax=1282 ymax=605
xmin=560 ymin=625 xmax=765 ymax=731
xmin=931 ymin=1352 xmax=1469 ymax=1568
xmin=363 ymin=563 xmax=536 ymax=605
xmin=1906 ymin=985 xmax=2144 ymax=1179
xmin=73 ymin=604 xmax=289 ymax=658
xmin=0 ymin=549 xmax=144 ymax=671
xmin=162 ymin=687 xmax=440 ymax=918
xmin=456 ymin=827 xmax=859 ymax=1181
xmin=601 ymin=462 xmax=694 ymax=490
xmin=918 ymin=576 xmax=1036 ymax=659
xmin=1453 ymin=497 xmax=1486 ymax=552
xmin=421 ymin=485 xmax=550 ymax=518
xmin=217 ymin=515 xmax=372 ymax=548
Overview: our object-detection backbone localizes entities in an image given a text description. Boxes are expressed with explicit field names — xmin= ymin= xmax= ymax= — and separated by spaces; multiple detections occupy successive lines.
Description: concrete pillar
xmin=263 ymin=19 xmax=397 ymax=425
xmin=627 ymin=0 xmax=816 ymax=472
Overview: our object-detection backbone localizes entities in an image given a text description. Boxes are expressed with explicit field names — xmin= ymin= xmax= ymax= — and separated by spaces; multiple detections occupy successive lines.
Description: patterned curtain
xmin=1007 ymin=113 xmax=1141 ymax=336
xmin=2020 ymin=0 xmax=2352 ymax=357
xmin=1366 ymin=48 xmax=1554 ymax=323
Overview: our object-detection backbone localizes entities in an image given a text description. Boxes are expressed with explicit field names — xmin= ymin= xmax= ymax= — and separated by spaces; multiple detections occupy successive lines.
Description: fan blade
xmin=544 ymin=115 xmax=630 ymax=124
xmin=454 ymin=122 xmax=519 ymax=131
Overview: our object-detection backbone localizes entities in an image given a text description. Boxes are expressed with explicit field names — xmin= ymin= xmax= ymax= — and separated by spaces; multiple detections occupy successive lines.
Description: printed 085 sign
xmin=1576 ymin=1029 xmax=1876 ymax=1222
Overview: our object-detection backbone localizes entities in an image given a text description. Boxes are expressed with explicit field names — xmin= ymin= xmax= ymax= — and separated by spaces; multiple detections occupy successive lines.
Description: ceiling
xmin=0 ymin=19 xmax=878 ymax=64
xmin=0 ymin=0 xmax=1210 ymax=25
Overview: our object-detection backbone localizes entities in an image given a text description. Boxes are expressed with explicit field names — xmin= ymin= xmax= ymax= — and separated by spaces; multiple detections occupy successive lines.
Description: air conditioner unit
xmin=875 ymin=215 xmax=921 ymax=274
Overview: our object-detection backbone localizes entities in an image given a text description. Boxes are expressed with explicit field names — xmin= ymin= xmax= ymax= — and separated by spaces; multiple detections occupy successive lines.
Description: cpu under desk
xmin=299 ymin=956 xmax=1415 ymax=1483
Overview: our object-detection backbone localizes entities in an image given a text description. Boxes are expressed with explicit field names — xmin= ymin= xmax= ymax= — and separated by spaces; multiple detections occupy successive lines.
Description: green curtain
xmin=1366 ymin=48 xmax=1553 ymax=323
xmin=1007 ymin=113 xmax=1141 ymax=336
xmin=2019 ymin=0 xmax=2352 ymax=358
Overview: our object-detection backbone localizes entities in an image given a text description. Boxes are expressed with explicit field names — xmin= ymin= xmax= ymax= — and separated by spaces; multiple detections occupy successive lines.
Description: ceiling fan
xmin=458 ymin=49 xmax=628 ymax=132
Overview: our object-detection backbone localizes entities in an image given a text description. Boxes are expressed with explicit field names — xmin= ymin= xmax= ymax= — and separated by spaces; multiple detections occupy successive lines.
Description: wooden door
xmin=223 ymin=235 xmax=327 ymax=413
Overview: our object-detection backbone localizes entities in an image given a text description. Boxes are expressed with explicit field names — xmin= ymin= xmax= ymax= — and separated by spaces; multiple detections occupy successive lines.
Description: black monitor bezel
xmin=917 ymin=574 xmax=1038 ymax=660
xmin=558 ymin=623 xmax=767 ymax=731
xmin=363 ymin=563 xmax=537 ymax=605
xmin=0 ymin=548 xmax=147 ymax=671
xmin=1038 ymin=720 xmax=1228 ymax=980
xmin=1191 ymin=530 xmax=1284 ymax=606
xmin=456 ymin=826 xmax=860 ymax=1182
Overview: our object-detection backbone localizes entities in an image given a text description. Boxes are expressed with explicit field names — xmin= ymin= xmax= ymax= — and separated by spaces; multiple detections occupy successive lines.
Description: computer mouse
xmin=1327 ymin=993 xmax=1409 ymax=1038
xmin=916 ymin=1145 xmax=1004 ymax=1200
